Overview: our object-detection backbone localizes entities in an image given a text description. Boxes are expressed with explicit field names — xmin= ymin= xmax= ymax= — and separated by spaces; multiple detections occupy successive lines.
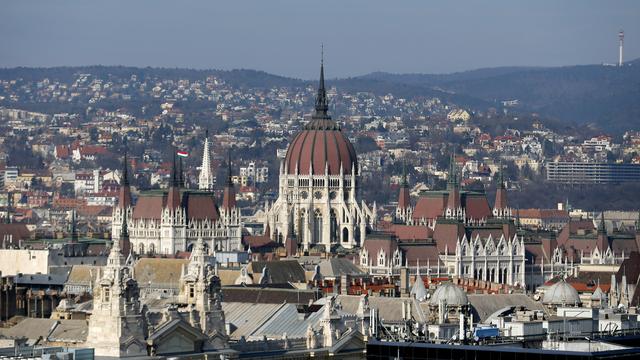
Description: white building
xmin=112 ymin=150 xmax=243 ymax=256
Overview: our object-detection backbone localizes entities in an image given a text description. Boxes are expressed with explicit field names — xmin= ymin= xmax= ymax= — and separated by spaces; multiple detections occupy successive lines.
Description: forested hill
xmin=360 ymin=59 xmax=640 ymax=131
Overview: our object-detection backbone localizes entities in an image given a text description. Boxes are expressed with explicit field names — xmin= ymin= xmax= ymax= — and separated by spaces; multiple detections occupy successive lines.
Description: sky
xmin=2 ymin=0 xmax=639 ymax=79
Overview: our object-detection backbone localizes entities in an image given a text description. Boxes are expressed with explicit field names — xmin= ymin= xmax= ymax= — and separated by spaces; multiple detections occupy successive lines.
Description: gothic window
xmin=342 ymin=228 xmax=349 ymax=243
xmin=149 ymin=243 xmax=155 ymax=255
xmin=361 ymin=252 xmax=368 ymax=266
xmin=313 ymin=209 xmax=323 ymax=244
xmin=138 ymin=243 xmax=144 ymax=254
xmin=103 ymin=286 xmax=110 ymax=302
xmin=189 ymin=284 xmax=195 ymax=298
xmin=378 ymin=252 xmax=385 ymax=266
xmin=330 ymin=209 xmax=338 ymax=243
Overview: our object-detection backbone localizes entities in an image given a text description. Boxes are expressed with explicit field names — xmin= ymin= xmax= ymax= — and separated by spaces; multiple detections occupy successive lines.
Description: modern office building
xmin=546 ymin=162 xmax=640 ymax=184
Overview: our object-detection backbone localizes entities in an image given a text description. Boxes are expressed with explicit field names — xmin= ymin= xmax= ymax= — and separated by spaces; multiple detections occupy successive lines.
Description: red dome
xmin=284 ymin=119 xmax=357 ymax=176
xmin=285 ymin=61 xmax=357 ymax=176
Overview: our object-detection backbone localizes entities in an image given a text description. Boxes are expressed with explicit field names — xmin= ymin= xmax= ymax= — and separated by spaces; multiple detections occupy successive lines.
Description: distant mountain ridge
xmin=2 ymin=59 xmax=639 ymax=131
xmin=359 ymin=58 xmax=640 ymax=131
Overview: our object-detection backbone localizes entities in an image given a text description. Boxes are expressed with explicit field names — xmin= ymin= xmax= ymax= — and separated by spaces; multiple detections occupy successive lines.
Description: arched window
xmin=342 ymin=228 xmax=349 ymax=243
xmin=330 ymin=209 xmax=338 ymax=243
xmin=149 ymin=243 xmax=155 ymax=255
xmin=313 ymin=209 xmax=323 ymax=244
xmin=138 ymin=243 xmax=144 ymax=254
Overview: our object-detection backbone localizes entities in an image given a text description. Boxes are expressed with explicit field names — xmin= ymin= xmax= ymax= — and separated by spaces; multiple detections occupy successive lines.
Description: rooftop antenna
xmin=618 ymin=30 xmax=624 ymax=67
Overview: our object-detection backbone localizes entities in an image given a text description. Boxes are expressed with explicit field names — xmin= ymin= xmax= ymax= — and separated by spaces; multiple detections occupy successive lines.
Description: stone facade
xmin=111 ymin=145 xmax=243 ymax=255
xmin=265 ymin=63 xmax=375 ymax=253
xmin=85 ymin=240 xmax=147 ymax=357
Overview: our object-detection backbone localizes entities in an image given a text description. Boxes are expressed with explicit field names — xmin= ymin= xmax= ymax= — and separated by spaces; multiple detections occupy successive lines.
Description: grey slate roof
xmin=250 ymin=260 xmax=307 ymax=284
xmin=47 ymin=320 xmax=88 ymax=343
xmin=222 ymin=287 xmax=320 ymax=304
xmin=222 ymin=302 xmax=286 ymax=340
xmin=318 ymin=258 xmax=366 ymax=278
xmin=468 ymin=293 xmax=546 ymax=322
xmin=0 ymin=318 xmax=86 ymax=343
xmin=0 ymin=318 xmax=57 ymax=340
xmin=14 ymin=273 xmax=68 ymax=286
xmin=249 ymin=303 xmax=325 ymax=339
xmin=333 ymin=295 xmax=427 ymax=324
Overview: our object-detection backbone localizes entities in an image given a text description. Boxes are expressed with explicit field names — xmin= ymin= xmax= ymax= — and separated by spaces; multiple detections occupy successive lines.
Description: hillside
xmin=2 ymin=60 xmax=639 ymax=132
xmin=361 ymin=59 xmax=640 ymax=131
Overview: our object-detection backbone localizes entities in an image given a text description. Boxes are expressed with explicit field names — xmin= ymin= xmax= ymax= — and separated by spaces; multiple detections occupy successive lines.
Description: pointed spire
xmin=119 ymin=207 xmax=130 ymax=256
xmin=598 ymin=212 xmax=606 ymax=234
xmin=118 ymin=142 xmax=132 ymax=208
xmin=171 ymin=148 xmax=179 ymax=187
xmin=312 ymin=46 xmax=330 ymax=120
xmin=121 ymin=140 xmax=129 ymax=187
xmin=222 ymin=150 xmax=236 ymax=210
xmin=227 ymin=150 xmax=233 ymax=187
xmin=198 ymin=129 xmax=215 ymax=191
xmin=494 ymin=160 xmax=508 ymax=211
xmin=447 ymin=151 xmax=458 ymax=190
xmin=167 ymin=146 xmax=182 ymax=209
xmin=446 ymin=150 xmax=461 ymax=213
xmin=397 ymin=159 xmax=411 ymax=212
xmin=107 ymin=234 xmax=124 ymax=270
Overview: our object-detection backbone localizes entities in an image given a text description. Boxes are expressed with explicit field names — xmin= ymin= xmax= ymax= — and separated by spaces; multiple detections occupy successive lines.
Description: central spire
xmin=312 ymin=45 xmax=330 ymax=120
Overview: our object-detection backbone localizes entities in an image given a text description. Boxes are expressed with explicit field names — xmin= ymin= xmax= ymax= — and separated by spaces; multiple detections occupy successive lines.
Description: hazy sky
xmin=2 ymin=1 xmax=639 ymax=79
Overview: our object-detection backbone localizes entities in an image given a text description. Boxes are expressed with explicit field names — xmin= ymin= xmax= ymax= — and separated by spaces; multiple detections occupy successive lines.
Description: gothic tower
xmin=85 ymin=240 xmax=147 ymax=357
xmin=396 ymin=161 xmax=412 ymax=224
xmin=111 ymin=149 xmax=133 ymax=248
xmin=179 ymin=237 xmax=229 ymax=350
xmin=198 ymin=130 xmax=215 ymax=191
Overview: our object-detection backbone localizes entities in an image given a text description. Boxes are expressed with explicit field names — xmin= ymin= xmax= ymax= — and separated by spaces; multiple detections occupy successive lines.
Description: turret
xmin=446 ymin=153 xmax=461 ymax=214
xmin=117 ymin=150 xmax=132 ymax=209
xmin=198 ymin=129 xmax=215 ymax=191
xmin=493 ymin=161 xmax=509 ymax=216
xmin=166 ymin=150 xmax=182 ymax=210
xmin=119 ymin=206 xmax=131 ymax=256
xmin=396 ymin=160 xmax=411 ymax=223
xmin=597 ymin=212 xmax=608 ymax=251
xmin=222 ymin=152 xmax=236 ymax=211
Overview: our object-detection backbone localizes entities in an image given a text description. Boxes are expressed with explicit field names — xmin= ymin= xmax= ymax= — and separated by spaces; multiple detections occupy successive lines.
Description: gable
xmin=155 ymin=326 xmax=201 ymax=355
